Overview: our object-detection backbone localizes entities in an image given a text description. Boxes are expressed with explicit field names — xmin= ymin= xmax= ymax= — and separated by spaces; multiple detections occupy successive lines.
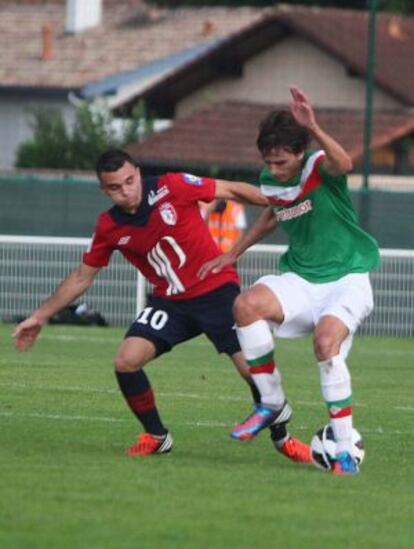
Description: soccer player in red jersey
xmin=13 ymin=149 xmax=311 ymax=462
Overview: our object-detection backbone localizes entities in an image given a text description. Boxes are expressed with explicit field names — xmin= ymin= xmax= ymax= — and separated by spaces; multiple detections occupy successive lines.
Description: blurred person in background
xmin=200 ymin=199 xmax=247 ymax=253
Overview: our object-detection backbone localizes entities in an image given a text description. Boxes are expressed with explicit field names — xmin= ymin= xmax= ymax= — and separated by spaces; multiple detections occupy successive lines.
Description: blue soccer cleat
xmin=230 ymin=402 xmax=292 ymax=441
xmin=332 ymin=451 xmax=360 ymax=475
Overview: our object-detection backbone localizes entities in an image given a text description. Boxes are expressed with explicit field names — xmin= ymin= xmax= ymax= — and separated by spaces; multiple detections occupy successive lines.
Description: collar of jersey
xmin=109 ymin=176 xmax=159 ymax=226
xmin=261 ymin=150 xmax=313 ymax=187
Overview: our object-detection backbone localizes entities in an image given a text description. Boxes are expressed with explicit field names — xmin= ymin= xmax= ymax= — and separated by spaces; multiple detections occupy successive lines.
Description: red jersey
xmin=83 ymin=173 xmax=239 ymax=300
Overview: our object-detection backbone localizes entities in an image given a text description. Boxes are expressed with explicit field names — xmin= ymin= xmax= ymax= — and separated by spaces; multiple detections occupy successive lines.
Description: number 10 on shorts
xmin=135 ymin=307 xmax=169 ymax=330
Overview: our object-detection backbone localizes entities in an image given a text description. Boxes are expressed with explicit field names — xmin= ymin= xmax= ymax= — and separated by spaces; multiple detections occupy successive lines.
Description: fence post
xmin=362 ymin=0 xmax=377 ymax=192
xmin=359 ymin=0 xmax=377 ymax=232
xmin=135 ymin=271 xmax=146 ymax=318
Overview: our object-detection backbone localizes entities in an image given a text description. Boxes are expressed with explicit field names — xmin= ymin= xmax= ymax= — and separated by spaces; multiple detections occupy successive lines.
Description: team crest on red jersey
xmin=183 ymin=173 xmax=203 ymax=186
xmin=159 ymin=202 xmax=177 ymax=225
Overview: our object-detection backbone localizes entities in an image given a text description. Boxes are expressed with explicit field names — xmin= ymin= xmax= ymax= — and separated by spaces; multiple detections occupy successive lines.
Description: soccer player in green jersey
xmin=199 ymin=87 xmax=380 ymax=475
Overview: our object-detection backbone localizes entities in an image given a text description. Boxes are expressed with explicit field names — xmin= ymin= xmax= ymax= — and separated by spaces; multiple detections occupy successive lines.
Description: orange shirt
xmin=200 ymin=200 xmax=247 ymax=253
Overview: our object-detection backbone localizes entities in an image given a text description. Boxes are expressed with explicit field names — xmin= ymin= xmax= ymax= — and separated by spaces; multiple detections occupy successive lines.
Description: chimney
xmin=202 ymin=19 xmax=215 ymax=37
xmin=65 ymin=0 xmax=102 ymax=34
xmin=42 ymin=23 xmax=53 ymax=61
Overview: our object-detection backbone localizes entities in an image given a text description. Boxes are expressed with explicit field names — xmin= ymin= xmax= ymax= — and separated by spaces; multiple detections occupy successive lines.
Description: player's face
xmin=99 ymin=161 xmax=142 ymax=213
xmin=262 ymin=147 xmax=305 ymax=182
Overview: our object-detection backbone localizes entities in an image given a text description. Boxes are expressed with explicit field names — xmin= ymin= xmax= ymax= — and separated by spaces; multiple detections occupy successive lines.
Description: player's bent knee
xmin=114 ymin=354 xmax=144 ymax=373
xmin=313 ymin=332 xmax=339 ymax=361
xmin=233 ymin=291 xmax=260 ymax=322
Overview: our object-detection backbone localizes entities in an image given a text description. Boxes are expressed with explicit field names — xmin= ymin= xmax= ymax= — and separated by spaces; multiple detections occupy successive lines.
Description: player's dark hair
xmin=95 ymin=149 xmax=136 ymax=178
xmin=256 ymin=111 xmax=311 ymax=156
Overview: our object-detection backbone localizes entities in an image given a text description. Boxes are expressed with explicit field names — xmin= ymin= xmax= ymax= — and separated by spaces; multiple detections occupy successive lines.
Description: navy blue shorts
xmin=125 ymin=283 xmax=241 ymax=357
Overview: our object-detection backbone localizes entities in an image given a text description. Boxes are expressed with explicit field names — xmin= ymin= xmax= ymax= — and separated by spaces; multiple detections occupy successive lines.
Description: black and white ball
xmin=311 ymin=424 xmax=365 ymax=471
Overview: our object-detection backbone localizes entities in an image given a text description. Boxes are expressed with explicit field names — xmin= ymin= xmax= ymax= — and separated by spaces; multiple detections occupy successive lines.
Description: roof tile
xmin=0 ymin=1 xmax=265 ymax=89
xmin=128 ymin=100 xmax=414 ymax=171
xmin=277 ymin=5 xmax=414 ymax=105
xmin=2 ymin=2 xmax=413 ymax=106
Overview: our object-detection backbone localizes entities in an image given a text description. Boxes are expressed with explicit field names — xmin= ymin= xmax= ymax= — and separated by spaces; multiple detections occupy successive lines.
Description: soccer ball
xmin=310 ymin=424 xmax=365 ymax=471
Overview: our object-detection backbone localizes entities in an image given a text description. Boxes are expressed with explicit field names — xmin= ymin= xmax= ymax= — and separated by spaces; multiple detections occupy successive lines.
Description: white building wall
xmin=177 ymin=35 xmax=401 ymax=117
xmin=0 ymin=97 xmax=75 ymax=169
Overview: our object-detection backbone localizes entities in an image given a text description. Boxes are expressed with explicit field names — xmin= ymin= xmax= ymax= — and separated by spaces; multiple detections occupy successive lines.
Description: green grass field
xmin=0 ymin=323 xmax=412 ymax=549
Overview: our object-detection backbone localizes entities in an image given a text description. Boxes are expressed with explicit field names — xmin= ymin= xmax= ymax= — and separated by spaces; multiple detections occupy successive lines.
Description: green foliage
xmin=16 ymin=100 xmax=153 ymax=170
xmin=148 ymin=0 xmax=276 ymax=5
xmin=122 ymin=101 xmax=154 ymax=147
xmin=69 ymin=102 xmax=115 ymax=170
xmin=16 ymin=107 xmax=73 ymax=169
xmin=383 ymin=0 xmax=414 ymax=13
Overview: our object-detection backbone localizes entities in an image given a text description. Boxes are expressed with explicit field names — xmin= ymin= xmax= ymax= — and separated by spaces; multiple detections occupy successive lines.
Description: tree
xmin=16 ymin=100 xmax=153 ymax=170
xmin=16 ymin=107 xmax=73 ymax=169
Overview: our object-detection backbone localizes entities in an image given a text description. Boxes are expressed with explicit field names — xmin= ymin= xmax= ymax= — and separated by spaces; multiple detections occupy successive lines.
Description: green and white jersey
xmin=259 ymin=150 xmax=380 ymax=283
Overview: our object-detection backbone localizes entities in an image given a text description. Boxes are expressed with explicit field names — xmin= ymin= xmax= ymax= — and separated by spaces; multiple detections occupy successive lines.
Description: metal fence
xmin=1 ymin=236 xmax=413 ymax=337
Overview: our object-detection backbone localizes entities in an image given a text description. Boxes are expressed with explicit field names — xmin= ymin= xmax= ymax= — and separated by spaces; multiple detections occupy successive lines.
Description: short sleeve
xmin=83 ymin=221 xmax=113 ymax=268
xmin=318 ymin=160 xmax=347 ymax=188
xmin=166 ymin=172 xmax=216 ymax=203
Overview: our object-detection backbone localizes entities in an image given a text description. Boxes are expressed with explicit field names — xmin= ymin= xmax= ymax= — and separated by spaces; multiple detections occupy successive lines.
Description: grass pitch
xmin=0 ymin=323 xmax=412 ymax=549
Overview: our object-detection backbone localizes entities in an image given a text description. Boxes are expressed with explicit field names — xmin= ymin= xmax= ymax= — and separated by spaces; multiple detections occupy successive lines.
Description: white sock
xmin=318 ymin=354 xmax=353 ymax=455
xmin=237 ymin=320 xmax=285 ymax=409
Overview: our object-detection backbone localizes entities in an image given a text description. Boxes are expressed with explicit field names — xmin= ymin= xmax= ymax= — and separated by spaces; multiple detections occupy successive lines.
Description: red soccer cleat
xmin=277 ymin=436 xmax=312 ymax=464
xmin=125 ymin=432 xmax=173 ymax=456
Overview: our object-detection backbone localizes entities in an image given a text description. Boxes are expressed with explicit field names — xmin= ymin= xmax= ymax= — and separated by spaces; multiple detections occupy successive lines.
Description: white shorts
xmin=255 ymin=272 xmax=374 ymax=341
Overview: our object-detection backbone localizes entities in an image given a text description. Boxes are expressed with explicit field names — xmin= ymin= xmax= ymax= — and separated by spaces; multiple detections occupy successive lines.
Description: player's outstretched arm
xmin=214 ymin=179 xmax=269 ymax=206
xmin=198 ymin=207 xmax=277 ymax=280
xmin=289 ymin=86 xmax=352 ymax=176
xmin=13 ymin=264 xmax=100 ymax=351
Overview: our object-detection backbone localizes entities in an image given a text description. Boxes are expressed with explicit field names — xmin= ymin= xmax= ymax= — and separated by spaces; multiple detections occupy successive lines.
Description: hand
xmin=12 ymin=316 xmax=44 ymax=351
xmin=198 ymin=251 xmax=237 ymax=280
xmin=289 ymin=87 xmax=317 ymax=130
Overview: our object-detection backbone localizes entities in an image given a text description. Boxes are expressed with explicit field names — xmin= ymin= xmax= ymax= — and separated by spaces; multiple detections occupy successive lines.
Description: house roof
xmin=276 ymin=5 xmax=414 ymax=106
xmin=127 ymin=100 xmax=414 ymax=172
xmin=119 ymin=6 xmax=414 ymax=114
xmin=1 ymin=2 xmax=413 ymax=105
xmin=0 ymin=0 xmax=265 ymax=91
xmin=79 ymin=38 xmax=228 ymax=109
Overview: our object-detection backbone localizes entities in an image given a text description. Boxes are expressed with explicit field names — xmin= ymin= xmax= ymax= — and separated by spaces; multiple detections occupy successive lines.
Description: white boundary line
xmin=1 ymin=235 xmax=413 ymax=257
xmin=0 ymin=235 xmax=90 ymax=246
xmin=0 ymin=411 xmax=411 ymax=435
xmin=8 ymin=334 xmax=414 ymax=355
xmin=0 ymin=382 xmax=413 ymax=412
